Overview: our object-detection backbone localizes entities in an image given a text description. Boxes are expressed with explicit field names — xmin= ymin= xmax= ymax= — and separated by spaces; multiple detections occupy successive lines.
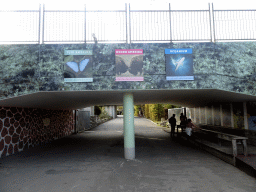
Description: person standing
xmin=180 ymin=113 xmax=187 ymax=133
xmin=169 ymin=114 xmax=176 ymax=138
xmin=185 ymin=118 xmax=197 ymax=137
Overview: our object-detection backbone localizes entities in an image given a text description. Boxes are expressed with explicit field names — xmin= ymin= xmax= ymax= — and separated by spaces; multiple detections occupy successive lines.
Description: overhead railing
xmin=0 ymin=8 xmax=40 ymax=43
xmin=0 ymin=4 xmax=256 ymax=44
xmin=213 ymin=9 xmax=256 ymax=41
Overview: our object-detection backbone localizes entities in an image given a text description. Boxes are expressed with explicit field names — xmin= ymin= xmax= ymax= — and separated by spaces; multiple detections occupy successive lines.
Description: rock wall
xmin=0 ymin=107 xmax=74 ymax=158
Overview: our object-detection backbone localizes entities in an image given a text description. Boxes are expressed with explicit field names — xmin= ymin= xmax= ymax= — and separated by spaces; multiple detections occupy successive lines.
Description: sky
xmin=0 ymin=0 xmax=256 ymax=10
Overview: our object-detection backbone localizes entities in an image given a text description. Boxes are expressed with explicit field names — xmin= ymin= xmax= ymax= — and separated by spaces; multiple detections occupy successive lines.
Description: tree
xmin=134 ymin=105 xmax=140 ymax=116
xmin=151 ymin=104 xmax=164 ymax=121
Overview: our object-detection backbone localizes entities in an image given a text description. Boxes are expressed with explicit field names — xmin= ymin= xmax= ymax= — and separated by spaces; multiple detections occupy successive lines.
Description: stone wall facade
xmin=0 ymin=42 xmax=256 ymax=99
xmin=0 ymin=107 xmax=74 ymax=158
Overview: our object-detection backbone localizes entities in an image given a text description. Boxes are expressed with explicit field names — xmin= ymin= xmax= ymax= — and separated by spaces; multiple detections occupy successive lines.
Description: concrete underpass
xmin=1 ymin=6 xmax=256 ymax=190
xmin=1 ymin=117 xmax=256 ymax=192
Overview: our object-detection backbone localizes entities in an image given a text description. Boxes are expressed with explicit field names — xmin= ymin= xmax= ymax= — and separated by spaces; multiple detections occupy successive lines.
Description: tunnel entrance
xmin=1 ymin=89 xmax=256 ymax=159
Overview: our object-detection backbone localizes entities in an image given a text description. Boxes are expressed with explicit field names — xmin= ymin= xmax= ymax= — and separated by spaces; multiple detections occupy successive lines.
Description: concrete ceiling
xmin=0 ymin=89 xmax=256 ymax=110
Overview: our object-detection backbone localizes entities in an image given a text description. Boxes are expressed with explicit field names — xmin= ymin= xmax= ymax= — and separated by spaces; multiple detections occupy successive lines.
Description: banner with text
xmin=165 ymin=49 xmax=194 ymax=80
xmin=64 ymin=50 xmax=93 ymax=82
xmin=115 ymin=49 xmax=144 ymax=81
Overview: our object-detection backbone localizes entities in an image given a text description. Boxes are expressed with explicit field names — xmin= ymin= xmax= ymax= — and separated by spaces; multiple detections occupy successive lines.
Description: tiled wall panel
xmin=0 ymin=107 xmax=74 ymax=158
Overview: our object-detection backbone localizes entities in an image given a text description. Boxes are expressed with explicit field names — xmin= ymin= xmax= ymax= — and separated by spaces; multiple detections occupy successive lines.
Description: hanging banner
xmin=165 ymin=48 xmax=194 ymax=80
xmin=64 ymin=50 xmax=93 ymax=82
xmin=115 ymin=49 xmax=144 ymax=81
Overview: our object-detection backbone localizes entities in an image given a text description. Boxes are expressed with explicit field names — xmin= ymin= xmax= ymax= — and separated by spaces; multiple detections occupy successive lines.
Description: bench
xmin=198 ymin=128 xmax=248 ymax=157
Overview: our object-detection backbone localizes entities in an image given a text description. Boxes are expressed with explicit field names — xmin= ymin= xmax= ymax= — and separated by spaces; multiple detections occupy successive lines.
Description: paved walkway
xmin=164 ymin=127 xmax=256 ymax=170
xmin=0 ymin=117 xmax=256 ymax=192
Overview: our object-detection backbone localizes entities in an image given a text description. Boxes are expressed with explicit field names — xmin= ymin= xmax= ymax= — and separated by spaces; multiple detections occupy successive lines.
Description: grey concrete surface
xmin=0 ymin=117 xmax=256 ymax=192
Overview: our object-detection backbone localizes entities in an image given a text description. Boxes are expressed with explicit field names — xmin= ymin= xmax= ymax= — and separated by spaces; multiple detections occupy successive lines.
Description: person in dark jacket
xmin=169 ymin=114 xmax=176 ymax=138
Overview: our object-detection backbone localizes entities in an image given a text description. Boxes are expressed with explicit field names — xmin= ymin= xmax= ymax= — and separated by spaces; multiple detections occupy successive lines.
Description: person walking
xmin=169 ymin=114 xmax=176 ymax=138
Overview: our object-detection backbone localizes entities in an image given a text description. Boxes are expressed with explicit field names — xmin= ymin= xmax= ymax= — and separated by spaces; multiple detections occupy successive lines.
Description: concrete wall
xmin=0 ymin=42 xmax=255 ymax=99
xmin=0 ymin=107 xmax=74 ymax=158
xmin=168 ymin=101 xmax=256 ymax=131
xmin=81 ymin=106 xmax=94 ymax=116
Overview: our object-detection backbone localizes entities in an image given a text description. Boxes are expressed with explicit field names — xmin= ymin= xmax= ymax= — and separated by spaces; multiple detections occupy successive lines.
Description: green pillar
xmin=123 ymin=93 xmax=135 ymax=159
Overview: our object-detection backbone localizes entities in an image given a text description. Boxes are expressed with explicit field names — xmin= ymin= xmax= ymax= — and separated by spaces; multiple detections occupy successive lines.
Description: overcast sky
xmin=0 ymin=0 xmax=256 ymax=10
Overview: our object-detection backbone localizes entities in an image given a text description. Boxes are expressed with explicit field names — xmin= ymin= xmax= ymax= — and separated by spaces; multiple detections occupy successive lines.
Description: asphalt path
xmin=0 ymin=117 xmax=256 ymax=192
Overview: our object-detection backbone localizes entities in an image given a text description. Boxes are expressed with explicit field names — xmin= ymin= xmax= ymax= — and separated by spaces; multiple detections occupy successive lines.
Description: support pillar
xmin=123 ymin=93 xmax=135 ymax=159
xmin=194 ymin=108 xmax=196 ymax=123
xmin=243 ymin=102 xmax=248 ymax=130
xmin=199 ymin=107 xmax=202 ymax=124
xmin=205 ymin=106 xmax=207 ymax=125
xmin=230 ymin=103 xmax=234 ymax=128
xmin=220 ymin=104 xmax=223 ymax=126
xmin=212 ymin=105 xmax=214 ymax=125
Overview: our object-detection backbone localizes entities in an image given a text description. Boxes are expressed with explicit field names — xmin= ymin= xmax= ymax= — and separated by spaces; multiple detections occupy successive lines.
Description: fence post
xmin=208 ymin=3 xmax=213 ymax=43
xmin=42 ymin=4 xmax=45 ymax=44
xmin=84 ymin=5 xmax=86 ymax=43
xmin=211 ymin=3 xmax=216 ymax=42
xmin=38 ymin=4 xmax=41 ymax=44
xmin=169 ymin=3 xmax=172 ymax=43
xmin=125 ymin=3 xmax=128 ymax=44
xmin=129 ymin=3 xmax=131 ymax=44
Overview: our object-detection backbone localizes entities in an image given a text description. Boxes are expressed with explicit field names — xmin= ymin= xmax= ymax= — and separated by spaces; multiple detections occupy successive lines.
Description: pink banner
xmin=115 ymin=77 xmax=144 ymax=81
xmin=115 ymin=49 xmax=143 ymax=55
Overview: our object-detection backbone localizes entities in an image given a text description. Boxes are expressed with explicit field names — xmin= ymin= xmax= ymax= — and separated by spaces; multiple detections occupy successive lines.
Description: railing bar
xmin=0 ymin=10 xmax=39 ymax=12
xmin=214 ymin=9 xmax=256 ymax=12
xmin=130 ymin=10 xmax=209 ymax=12
xmin=83 ymin=10 xmax=126 ymax=12
xmin=130 ymin=10 xmax=169 ymax=12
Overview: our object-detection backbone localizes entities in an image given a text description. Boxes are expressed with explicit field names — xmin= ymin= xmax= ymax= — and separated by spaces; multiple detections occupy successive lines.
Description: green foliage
xmin=134 ymin=105 xmax=140 ymax=116
xmin=99 ymin=108 xmax=111 ymax=120
xmin=144 ymin=104 xmax=164 ymax=121
xmin=151 ymin=104 xmax=164 ymax=121
xmin=144 ymin=104 xmax=150 ymax=119
xmin=163 ymin=104 xmax=180 ymax=109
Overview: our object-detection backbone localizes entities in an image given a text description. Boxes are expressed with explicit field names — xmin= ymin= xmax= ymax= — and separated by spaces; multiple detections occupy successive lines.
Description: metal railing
xmin=0 ymin=7 xmax=40 ymax=43
xmin=0 ymin=3 xmax=256 ymax=44
xmin=213 ymin=7 xmax=256 ymax=41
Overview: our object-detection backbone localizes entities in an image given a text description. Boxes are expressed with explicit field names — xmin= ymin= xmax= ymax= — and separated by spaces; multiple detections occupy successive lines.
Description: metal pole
xmin=129 ymin=3 xmax=131 ymax=44
xmin=38 ymin=4 xmax=41 ymax=44
xmin=123 ymin=92 xmax=135 ymax=159
xmin=212 ymin=3 xmax=216 ymax=42
xmin=125 ymin=3 xmax=128 ymax=44
xmin=84 ymin=5 xmax=86 ymax=43
xmin=169 ymin=3 xmax=172 ymax=43
xmin=208 ymin=3 xmax=213 ymax=42
xmin=42 ymin=4 xmax=45 ymax=44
